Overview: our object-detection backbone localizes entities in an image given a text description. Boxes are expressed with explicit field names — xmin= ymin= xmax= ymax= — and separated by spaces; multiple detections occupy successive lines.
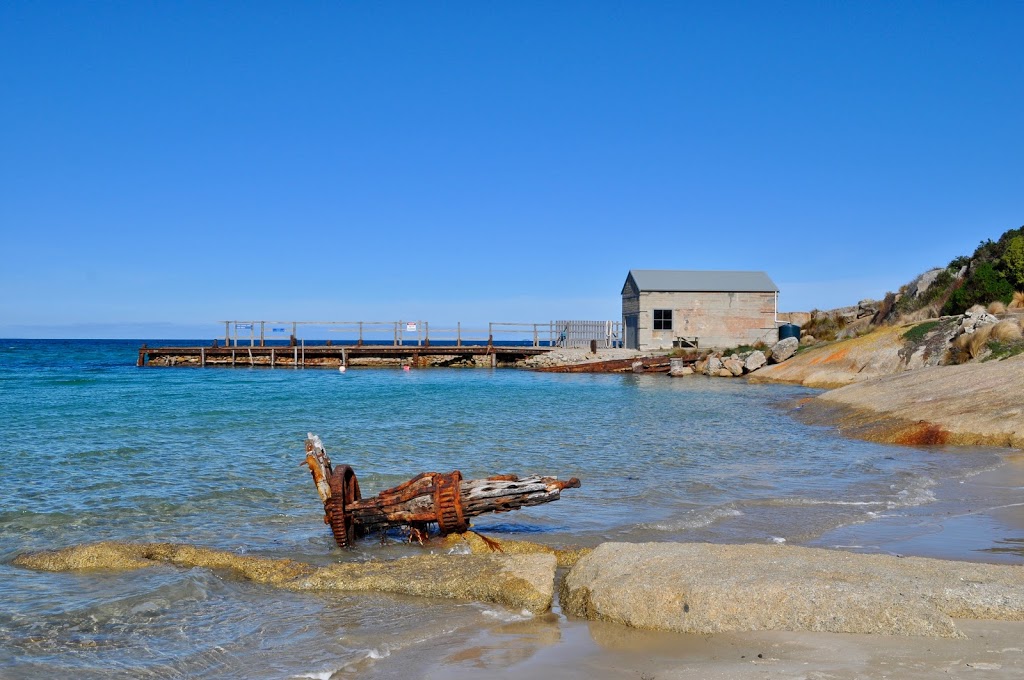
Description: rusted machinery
xmin=302 ymin=433 xmax=581 ymax=548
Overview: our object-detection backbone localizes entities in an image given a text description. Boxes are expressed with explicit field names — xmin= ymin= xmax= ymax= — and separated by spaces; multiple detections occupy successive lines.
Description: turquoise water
xmin=0 ymin=339 xmax=1019 ymax=678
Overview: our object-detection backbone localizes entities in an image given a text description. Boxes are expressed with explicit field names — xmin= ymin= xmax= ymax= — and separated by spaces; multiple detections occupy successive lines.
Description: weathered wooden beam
xmin=302 ymin=434 xmax=580 ymax=548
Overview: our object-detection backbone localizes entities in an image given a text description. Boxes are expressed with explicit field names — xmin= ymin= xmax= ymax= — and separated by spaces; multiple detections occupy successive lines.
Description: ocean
xmin=1 ymin=339 xmax=1021 ymax=678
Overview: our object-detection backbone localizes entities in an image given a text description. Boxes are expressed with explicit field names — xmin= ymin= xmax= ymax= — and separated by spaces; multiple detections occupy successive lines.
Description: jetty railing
xmin=221 ymin=320 xmax=622 ymax=349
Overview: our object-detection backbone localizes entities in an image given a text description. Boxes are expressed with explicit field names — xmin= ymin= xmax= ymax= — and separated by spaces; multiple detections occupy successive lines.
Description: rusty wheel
xmin=434 ymin=470 xmax=468 ymax=535
xmin=326 ymin=465 xmax=362 ymax=548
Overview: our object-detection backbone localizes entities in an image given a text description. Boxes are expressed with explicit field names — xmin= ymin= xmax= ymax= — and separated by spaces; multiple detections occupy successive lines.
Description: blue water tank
xmin=778 ymin=323 xmax=801 ymax=341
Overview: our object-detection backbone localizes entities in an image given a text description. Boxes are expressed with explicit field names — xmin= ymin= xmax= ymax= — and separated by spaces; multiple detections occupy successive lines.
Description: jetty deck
xmin=138 ymin=319 xmax=623 ymax=368
xmin=138 ymin=343 xmax=551 ymax=368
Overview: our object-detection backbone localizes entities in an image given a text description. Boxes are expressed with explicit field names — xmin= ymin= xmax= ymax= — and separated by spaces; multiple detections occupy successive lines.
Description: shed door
xmin=624 ymin=314 xmax=639 ymax=350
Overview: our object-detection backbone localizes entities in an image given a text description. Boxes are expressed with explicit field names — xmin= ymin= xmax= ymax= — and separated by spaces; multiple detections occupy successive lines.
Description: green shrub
xmin=894 ymin=268 xmax=959 ymax=318
xmin=941 ymin=262 xmax=1014 ymax=315
xmin=983 ymin=338 xmax=1024 ymax=361
xmin=902 ymin=320 xmax=940 ymax=343
xmin=1002 ymin=235 xmax=1024 ymax=289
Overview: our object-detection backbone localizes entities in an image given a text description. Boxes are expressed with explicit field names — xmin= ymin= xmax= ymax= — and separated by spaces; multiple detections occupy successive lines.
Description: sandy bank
xmin=432 ymin=618 xmax=1024 ymax=680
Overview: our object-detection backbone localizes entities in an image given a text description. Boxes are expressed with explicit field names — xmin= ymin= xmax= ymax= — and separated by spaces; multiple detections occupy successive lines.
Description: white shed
xmin=622 ymin=270 xmax=779 ymax=350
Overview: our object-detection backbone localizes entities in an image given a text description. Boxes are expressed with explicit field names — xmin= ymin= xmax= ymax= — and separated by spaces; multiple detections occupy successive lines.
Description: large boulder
xmin=742 ymin=350 xmax=766 ymax=372
xmin=561 ymin=542 xmax=1024 ymax=638
xmin=703 ymin=356 xmax=723 ymax=375
xmin=769 ymin=336 xmax=799 ymax=363
xmin=907 ymin=268 xmax=944 ymax=299
xmin=957 ymin=309 xmax=999 ymax=337
xmin=723 ymin=358 xmax=744 ymax=376
xmin=857 ymin=299 xmax=880 ymax=318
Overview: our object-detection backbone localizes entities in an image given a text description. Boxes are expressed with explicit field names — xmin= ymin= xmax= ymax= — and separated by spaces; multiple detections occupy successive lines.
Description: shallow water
xmin=1 ymin=339 xmax=1020 ymax=678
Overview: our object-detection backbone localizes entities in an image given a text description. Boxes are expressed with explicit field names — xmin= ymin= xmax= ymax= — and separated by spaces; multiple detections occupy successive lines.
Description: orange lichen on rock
xmin=893 ymin=422 xmax=950 ymax=446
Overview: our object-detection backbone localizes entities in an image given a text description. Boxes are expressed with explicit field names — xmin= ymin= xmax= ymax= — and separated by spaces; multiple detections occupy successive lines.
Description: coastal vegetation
xmin=886 ymin=225 xmax=1024 ymax=319
xmin=901 ymin=319 xmax=941 ymax=343
xmin=795 ymin=224 xmax=1024 ymax=366
xmin=800 ymin=310 xmax=847 ymax=342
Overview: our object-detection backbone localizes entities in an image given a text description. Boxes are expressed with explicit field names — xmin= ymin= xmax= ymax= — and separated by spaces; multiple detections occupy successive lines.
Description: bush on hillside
xmin=801 ymin=311 xmax=846 ymax=342
xmin=941 ymin=262 xmax=1013 ymax=315
xmin=894 ymin=268 xmax=958 ymax=318
xmin=1003 ymin=235 xmax=1024 ymax=289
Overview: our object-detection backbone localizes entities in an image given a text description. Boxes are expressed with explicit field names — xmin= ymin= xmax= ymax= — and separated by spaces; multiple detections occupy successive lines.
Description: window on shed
xmin=653 ymin=309 xmax=672 ymax=330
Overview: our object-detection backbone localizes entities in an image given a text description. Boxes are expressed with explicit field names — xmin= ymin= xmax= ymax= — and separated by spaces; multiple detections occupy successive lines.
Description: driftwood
xmin=302 ymin=433 xmax=580 ymax=548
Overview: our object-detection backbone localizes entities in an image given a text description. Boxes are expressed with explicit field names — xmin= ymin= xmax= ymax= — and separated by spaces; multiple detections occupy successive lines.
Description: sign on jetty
xmin=138 ymin=319 xmax=622 ymax=368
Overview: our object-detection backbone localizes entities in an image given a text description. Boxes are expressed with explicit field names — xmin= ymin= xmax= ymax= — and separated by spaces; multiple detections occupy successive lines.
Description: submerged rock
xmin=440 ymin=531 xmax=591 ymax=568
xmin=14 ymin=541 xmax=557 ymax=613
xmin=561 ymin=542 xmax=1024 ymax=638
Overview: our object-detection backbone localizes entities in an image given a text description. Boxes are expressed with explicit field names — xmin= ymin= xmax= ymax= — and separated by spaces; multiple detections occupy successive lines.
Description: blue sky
xmin=1 ymin=2 xmax=1021 ymax=338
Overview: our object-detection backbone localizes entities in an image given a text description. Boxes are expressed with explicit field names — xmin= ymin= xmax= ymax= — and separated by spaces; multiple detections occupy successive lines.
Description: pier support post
xmin=201 ymin=347 xmax=205 ymax=367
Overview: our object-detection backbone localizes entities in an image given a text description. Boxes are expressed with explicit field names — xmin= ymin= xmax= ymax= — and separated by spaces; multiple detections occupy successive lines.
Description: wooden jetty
xmin=138 ymin=342 xmax=551 ymax=368
xmin=137 ymin=319 xmax=623 ymax=369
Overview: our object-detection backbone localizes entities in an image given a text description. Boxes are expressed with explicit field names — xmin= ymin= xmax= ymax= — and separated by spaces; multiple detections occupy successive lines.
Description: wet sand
xmin=406 ymin=454 xmax=1024 ymax=680
xmin=431 ymin=617 xmax=1024 ymax=679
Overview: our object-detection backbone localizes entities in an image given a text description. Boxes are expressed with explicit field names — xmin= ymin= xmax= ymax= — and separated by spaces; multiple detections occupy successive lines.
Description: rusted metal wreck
xmin=302 ymin=433 xmax=580 ymax=548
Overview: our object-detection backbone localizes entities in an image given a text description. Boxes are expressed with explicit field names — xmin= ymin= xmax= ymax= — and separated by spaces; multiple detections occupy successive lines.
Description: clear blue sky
xmin=1 ymin=2 xmax=1021 ymax=338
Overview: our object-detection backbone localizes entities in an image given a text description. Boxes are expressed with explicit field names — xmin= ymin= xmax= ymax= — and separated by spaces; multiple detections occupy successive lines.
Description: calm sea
xmin=1 ymin=339 xmax=1020 ymax=678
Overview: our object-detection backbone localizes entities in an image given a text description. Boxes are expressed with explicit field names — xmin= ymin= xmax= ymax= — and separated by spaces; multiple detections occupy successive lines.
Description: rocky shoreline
xmin=15 ymin=533 xmax=1024 ymax=639
xmin=530 ymin=309 xmax=1024 ymax=453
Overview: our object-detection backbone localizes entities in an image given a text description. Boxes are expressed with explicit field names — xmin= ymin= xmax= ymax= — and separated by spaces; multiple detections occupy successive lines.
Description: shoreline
xmin=428 ymin=341 xmax=1024 ymax=679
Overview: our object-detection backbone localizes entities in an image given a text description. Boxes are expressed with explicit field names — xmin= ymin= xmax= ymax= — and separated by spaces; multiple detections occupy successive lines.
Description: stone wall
xmin=634 ymin=291 xmax=777 ymax=349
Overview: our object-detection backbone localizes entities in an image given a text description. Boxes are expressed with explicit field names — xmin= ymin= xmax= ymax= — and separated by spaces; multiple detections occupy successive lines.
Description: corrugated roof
xmin=626 ymin=270 xmax=779 ymax=293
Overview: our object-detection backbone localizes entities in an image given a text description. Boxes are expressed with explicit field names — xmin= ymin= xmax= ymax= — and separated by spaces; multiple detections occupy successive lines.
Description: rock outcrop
xmin=751 ymin=325 xmax=912 ymax=388
xmin=561 ymin=542 xmax=1024 ymax=638
xmin=14 ymin=541 xmax=557 ymax=613
xmin=795 ymin=352 xmax=1024 ymax=449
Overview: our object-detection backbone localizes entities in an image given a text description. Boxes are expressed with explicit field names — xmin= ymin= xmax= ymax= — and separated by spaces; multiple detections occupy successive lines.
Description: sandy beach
xmin=429 ymin=353 xmax=1024 ymax=679
xmin=421 ymin=457 xmax=1024 ymax=679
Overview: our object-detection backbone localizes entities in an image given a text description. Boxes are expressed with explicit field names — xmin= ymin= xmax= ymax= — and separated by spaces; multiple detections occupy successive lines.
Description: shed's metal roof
xmin=626 ymin=270 xmax=779 ymax=293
